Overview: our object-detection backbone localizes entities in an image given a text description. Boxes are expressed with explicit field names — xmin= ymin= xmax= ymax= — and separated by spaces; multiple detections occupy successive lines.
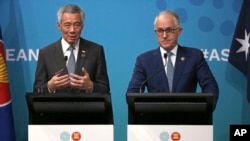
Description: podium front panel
xmin=29 ymin=125 xmax=113 ymax=141
xmin=128 ymin=125 xmax=212 ymax=141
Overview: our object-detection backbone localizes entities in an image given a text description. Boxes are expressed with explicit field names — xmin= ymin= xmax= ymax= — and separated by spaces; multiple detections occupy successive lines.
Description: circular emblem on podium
xmin=171 ymin=131 xmax=181 ymax=141
xmin=160 ymin=131 xmax=169 ymax=141
xmin=72 ymin=131 xmax=81 ymax=141
xmin=60 ymin=131 xmax=70 ymax=141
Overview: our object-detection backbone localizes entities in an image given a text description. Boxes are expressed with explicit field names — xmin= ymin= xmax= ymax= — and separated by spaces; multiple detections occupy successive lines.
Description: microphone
xmin=139 ymin=53 xmax=167 ymax=93
xmin=64 ymin=56 xmax=68 ymax=61
xmin=54 ymin=56 xmax=68 ymax=75
xmin=34 ymin=55 xmax=69 ymax=94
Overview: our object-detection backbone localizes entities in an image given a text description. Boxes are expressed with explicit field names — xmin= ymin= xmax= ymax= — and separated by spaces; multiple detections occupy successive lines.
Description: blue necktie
xmin=67 ymin=46 xmax=75 ymax=73
xmin=166 ymin=52 xmax=174 ymax=92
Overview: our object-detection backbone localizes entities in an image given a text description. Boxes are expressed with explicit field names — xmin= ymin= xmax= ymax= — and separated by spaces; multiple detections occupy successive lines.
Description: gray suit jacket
xmin=33 ymin=37 xmax=110 ymax=94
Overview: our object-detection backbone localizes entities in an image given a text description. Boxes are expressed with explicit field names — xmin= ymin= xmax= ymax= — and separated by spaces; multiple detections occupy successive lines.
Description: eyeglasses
xmin=154 ymin=27 xmax=180 ymax=36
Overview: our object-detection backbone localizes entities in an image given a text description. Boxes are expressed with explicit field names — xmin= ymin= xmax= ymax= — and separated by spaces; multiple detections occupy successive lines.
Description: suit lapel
xmin=153 ymin=49 xmax=169 ymax=91
xmin=53 ymin=40 xmax=67 ymax=74
xmin=75 ymin=38 xmax=87 ymax=75
xmin=172 ymin=46 xmax=186 ymax=92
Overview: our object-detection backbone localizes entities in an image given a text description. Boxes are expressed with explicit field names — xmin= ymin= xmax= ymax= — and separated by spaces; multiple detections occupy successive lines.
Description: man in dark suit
xmin=33 ymin=4 xmax=110 ymax=94
xmin=127 ymin=11 xmax=219 ymax=107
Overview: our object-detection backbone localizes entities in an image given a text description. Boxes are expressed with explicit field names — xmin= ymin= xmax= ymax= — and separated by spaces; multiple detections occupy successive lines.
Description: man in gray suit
xmin=33 ymin=4 xmax=110 ymax=94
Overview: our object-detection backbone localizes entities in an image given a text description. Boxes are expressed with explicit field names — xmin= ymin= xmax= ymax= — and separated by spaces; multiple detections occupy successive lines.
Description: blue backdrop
xmin=1 ymin=0 xmax=249 ymax=141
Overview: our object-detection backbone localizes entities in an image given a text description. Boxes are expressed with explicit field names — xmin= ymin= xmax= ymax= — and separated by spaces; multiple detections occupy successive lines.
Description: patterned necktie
xmin=166 ymin=52 xmax=174 ymax=92
xmin=67 ymin=46 xmax=75 ymax=73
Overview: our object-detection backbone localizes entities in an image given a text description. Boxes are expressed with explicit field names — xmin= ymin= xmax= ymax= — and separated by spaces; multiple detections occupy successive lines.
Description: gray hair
xmin=154 ymin=11 xmax=180 ymax=28
xmin=57 ymin=4 xmax=85 ymax=23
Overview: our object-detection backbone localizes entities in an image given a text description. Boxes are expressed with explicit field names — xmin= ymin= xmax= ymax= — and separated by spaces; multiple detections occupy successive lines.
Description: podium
xmin=26 ymin=92 xmax=113 ymax=141
xmin=126 ymin=93 xmax=213 ymax=141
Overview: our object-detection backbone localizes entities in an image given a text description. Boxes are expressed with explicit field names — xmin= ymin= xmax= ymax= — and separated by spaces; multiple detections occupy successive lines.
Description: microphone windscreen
xmin=64 ymin=56 xmax=68 ymax=61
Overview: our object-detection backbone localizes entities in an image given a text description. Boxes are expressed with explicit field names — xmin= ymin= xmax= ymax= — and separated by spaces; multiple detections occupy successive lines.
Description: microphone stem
xmin=139 ymin=53 xmax=168 ymax=93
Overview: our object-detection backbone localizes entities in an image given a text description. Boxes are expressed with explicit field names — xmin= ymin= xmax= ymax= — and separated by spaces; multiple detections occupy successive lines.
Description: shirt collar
xmin=160 ymin=45 xmax=178 ymax=58
xmin=61 ymin=38 xmax=80 ymax=53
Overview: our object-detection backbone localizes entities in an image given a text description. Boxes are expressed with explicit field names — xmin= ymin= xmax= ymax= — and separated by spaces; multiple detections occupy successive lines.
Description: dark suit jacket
xmin=127 ymin=45 xmax=219 ymax=106
xmin=33 ymin=37 xmax=110 ymax=94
